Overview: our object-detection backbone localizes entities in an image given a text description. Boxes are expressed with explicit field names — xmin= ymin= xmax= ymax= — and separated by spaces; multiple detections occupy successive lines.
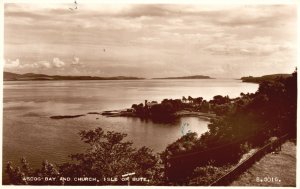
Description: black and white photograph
xmin=1 ymin=0 xmax=298 ymax=186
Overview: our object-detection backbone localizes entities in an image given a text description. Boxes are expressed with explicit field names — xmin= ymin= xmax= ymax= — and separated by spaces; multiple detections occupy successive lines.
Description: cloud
xmin=203 ymin=36 xmax=296 ymax=57
xmin=4 ymin=58 xmax=67 ymax=73
xmin=5 ymin=58 xmax=20 ymax=69
xmin=34 ymin=61 xmax=51 ymax=68
xmin=211 ymin=5 xmax=296 ymax=28
xmin=4 ymin=4 xmax=297 ymax=78
xmin=121 ymin=5 xmax=178 ymax=18
xmin=52 ymin=57 xmax=65 ymax=68
xmin=71 ymin=56 xmax=81 ymax=65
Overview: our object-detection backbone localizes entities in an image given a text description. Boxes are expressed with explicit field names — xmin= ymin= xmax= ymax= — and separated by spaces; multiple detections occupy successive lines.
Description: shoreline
xmin=101 ymin=109 xmax=216 ymax=120
xmin=175 ymin=110 xmax=216 ymax=119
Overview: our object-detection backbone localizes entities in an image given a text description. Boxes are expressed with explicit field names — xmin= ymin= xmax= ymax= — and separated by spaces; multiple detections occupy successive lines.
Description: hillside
xmin=241 ymin=74 xmax=291 ymax=83
xmin=3 ymin=72 xmax=144 ymax=81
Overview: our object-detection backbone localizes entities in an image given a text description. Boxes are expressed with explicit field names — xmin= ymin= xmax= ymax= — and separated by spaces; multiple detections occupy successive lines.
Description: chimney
xmin=145 ymin=100 xmax=148 ymax=107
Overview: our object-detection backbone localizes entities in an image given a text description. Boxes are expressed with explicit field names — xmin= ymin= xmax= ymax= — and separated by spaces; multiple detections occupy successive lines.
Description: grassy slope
xmin=230 ymin=140 xmax=296 ymax=186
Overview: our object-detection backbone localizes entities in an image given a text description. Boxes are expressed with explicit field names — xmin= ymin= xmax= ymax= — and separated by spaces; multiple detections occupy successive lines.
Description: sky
xmin=4 ymin=3 xmax=297 ymax=78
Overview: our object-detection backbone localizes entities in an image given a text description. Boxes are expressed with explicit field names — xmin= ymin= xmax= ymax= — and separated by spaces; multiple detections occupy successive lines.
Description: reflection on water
xmin=3 ymin=79 xmax=258 ymax=168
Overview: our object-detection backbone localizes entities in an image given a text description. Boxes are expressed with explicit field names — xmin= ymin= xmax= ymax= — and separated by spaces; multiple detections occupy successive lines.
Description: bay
xmin=3 ymin=79 xmax=258 ymax=168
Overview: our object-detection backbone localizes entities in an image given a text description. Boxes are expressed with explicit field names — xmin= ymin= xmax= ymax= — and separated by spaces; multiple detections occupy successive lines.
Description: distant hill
xmin=153 ymin=75 xmax=212 ymax=79
xmin=241 ymin=74 xmax=292 ymax=83
xmin=3 ymin=72 xmax=144 ymax=81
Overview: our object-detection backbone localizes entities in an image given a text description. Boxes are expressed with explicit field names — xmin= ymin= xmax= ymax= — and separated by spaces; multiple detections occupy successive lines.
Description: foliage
xmin=150 ymin=103 xmax=175 ymax=118
xmin=132 ymin=103 xmax=146 ymax=117
xmin=6 ymin=158 xmax=62 ymax=185
xmin=161 ymin=132 xmax=198 ymax=162
xmin=191 ymin=163 xmax=230 ymax=185
xmin=6 ymin=128 xmax=162 ymax=185
xmin=241 ymin=74 xmax=292 ymax=83
xmin=6 ymin=71 xmax=297 ymax=186
xmin=210 ymin=95 xmax=230 ymax=105
xmin=199 ymin=100 xmax=210 ymax=112
xmin=162 ymin=70 xmax=297 ymax=183
xmin=193 ymin=97 xmax=203 ymax=105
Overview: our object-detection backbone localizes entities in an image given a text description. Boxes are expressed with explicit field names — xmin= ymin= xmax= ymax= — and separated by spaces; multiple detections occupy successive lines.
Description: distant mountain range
xmin=153 ymin=75 xmax=212 ymax=79
xmin=241 ymin=74 xmax=292 ymax=83
xmin=4 ymin=72 xmax=291 ymax=82
xmin=3 ymin=72 xmax=144 ymax=81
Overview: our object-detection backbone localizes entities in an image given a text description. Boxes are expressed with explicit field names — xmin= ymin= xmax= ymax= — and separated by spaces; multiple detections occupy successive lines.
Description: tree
xmin=182 ymin=96 xmax=187 ymax=103
xmin=200 ymin=100 xmax=210 ymax=113
xmin=210 ymin=95 xmax=230 ymax=105
xmin=61 ymin=128 xmax=162 ymax=185
xmin=6 ymin=71 xmax=297 ymax=186
xmin=188 ymin=96 xmax=194 ymax=103
xmin=132 ymin=104 xmax=138 ymax=109
xmin=163 ymin=71 xmax=297 ymax=183
xmin=212 ymin=104 xmax=231 ymax=116
xmin=134 ymin=103 xmax=146 ymax=116
xmin=6 ymin=128 xmax=162 ymax=185
xmin=150 ymin=102 xmax=176 ymax=121
xmin=194 ymin=97 xmax=203 ymax=105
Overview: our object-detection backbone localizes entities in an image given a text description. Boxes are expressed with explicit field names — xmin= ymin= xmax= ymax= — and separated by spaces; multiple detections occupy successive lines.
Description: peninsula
xmin=3 ymin=72 xmax=145 ymax=81
xmin=241 ymin=74 xmax=291 ymax=83
xmin=153 ymin=75 xmax=212 ymax=79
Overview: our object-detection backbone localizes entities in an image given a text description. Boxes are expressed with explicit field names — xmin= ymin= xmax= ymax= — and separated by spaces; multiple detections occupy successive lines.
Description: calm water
xmin=3 ymin=79 xmax=258 ymax=168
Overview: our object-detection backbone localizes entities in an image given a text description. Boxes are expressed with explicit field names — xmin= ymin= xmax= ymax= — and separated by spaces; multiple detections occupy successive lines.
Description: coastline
xmin=101 ymin=109 xmax=216 ymax=120
xmin=175 ymin=110 xmax=216 ymax=120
